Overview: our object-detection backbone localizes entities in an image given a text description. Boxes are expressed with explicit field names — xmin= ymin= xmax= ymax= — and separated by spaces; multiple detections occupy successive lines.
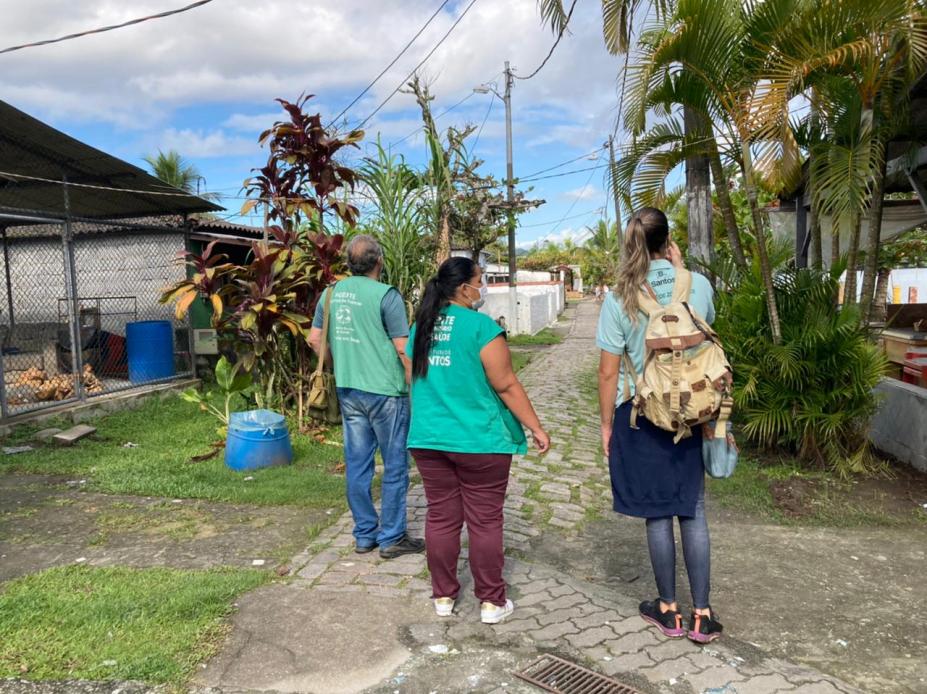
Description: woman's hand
xmin=601 ymin=422 xmax=612 ymax=455
xmin=531 ymin=427 xmax=551 ymax=454
xmin=666 ymin=241 xmax=685 ymax=269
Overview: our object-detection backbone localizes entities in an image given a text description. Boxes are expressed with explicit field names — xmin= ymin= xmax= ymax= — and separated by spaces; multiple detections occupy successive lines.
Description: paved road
xmin=196 ymin=301 xmax=861 ymax=694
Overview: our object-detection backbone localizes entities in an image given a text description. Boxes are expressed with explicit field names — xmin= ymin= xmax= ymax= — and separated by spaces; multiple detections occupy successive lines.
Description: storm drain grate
xmin=513 ymin=655 xmax=642 ymax=694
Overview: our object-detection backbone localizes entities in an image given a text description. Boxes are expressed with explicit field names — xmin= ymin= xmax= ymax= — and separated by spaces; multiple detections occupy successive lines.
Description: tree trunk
xmin=741 ymin=148 xmax=783 ymax=344
xmin=436 ymin=214 xmax=451 ymax=264
xmin=809 ymin=199 xmax=823 ymax=270
xmin=859 ymin=142 xmax=887 ymax=324
xmin=844 ymin=211 xmax=861 ymax=308
xmin=708 ymin=142 xmax=748 ymax=269
xmin=872 ymin=266 xmax=891 ymax=323
xmin=685 ymin=107 xmax=713 ymax=269
xmin=831 ymin=224 xmax=841 ymax=269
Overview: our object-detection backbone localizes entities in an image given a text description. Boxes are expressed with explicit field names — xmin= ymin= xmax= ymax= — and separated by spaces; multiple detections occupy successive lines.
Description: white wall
xmin=478 ymin=282 xmax=564 ymax=335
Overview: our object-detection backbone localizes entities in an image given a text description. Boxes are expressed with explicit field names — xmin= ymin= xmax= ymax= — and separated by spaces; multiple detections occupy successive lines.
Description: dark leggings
xmin=645 ymin=487 xmax=711 ymax=609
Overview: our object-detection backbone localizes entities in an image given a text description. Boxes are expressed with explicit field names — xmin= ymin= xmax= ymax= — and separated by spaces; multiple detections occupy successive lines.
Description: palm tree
xmin=538 ymin=0 xmax=715 ymax=268
xmin=143 ymin=149 xmax=213 ymax=196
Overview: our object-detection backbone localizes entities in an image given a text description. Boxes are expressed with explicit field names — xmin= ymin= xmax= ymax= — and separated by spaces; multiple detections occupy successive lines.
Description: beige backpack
xmin=623 ymin=269 xmax=733 ymax=443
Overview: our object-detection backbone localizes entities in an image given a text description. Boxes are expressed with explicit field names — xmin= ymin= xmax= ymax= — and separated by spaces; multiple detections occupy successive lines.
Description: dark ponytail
xmin=412 ymin=256 xmax=477 ymax=379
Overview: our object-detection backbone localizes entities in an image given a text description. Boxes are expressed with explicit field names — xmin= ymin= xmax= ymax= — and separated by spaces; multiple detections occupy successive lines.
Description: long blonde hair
xmin=614 ymin=207 xmax=669 ymax=320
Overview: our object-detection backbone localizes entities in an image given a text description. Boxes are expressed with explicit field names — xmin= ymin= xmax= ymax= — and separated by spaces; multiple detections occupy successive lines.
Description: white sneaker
xmin=434 ymin=597 xmax=455 ymax=617
xmin=480 ymin=599 xmax=514 ymax=624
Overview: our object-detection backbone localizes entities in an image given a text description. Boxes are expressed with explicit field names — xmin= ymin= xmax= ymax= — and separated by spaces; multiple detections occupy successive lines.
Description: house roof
xmin=0 ymin=100 xmax=223 ymax=220
xmin=1 ymin=215 xmax=264 ymax=241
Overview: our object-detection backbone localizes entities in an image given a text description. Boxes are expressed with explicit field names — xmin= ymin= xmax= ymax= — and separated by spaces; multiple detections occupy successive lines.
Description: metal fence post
xmin=183 ymin=218 xmax=197 ymax=379
xmin=62 ymin=177 xmax=85 ymax=401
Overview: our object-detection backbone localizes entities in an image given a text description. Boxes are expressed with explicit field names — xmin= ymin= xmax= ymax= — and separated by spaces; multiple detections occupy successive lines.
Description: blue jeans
xmin=338 ymin=387 xmax=410 ymax=549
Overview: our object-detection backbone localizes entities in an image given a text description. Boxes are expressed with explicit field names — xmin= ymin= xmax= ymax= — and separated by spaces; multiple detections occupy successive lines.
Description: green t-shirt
xmin=405 ymin=304 xmax=528 ymax=455
xmin=325 ymin=276 xmax=408 ymax=397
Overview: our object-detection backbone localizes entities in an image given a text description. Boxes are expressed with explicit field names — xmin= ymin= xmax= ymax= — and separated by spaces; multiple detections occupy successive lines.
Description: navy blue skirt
xmin=608 ymin=401 xmax=704 ymax=519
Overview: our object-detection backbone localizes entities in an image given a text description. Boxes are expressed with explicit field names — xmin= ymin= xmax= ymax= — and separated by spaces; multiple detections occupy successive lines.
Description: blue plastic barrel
xmin=126 ymin=320 xmax=175 ymax=383
xmin=225 ymin=410 xmax=293 ymax=471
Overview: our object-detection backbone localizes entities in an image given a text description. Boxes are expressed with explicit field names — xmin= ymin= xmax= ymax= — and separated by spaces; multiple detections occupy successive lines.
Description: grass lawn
xmin=0 ymin=565 xmax=268 ymax=686
xmin=507 ymin=327 xmax=564 ymax=347
xmin=0 ymin=395 xmax=346 ymax=508
xmin=511 ymin=351 xmax=532 ymax=372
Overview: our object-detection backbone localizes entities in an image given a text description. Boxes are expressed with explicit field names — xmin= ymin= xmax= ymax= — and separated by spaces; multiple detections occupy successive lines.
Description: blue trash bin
xmin=225 ymin=409 xmax=293 ymax=472
xmin=126 ymin=320 xmax=175 ymax=383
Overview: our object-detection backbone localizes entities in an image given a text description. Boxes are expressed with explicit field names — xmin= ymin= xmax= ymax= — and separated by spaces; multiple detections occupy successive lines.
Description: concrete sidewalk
xmin=194 ymin=301 xmax=862 ymax=694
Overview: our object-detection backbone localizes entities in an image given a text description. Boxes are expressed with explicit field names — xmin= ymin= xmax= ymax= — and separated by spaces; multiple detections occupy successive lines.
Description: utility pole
xmin=503 ymin=61 xmax=518 ymax=334
xmin=607 ymin=135 xmax=623 ymax=246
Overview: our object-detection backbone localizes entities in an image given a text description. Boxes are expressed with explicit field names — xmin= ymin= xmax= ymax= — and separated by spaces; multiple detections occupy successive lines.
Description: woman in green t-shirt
xmin=407 ymin=256 xmax=550 ymax=625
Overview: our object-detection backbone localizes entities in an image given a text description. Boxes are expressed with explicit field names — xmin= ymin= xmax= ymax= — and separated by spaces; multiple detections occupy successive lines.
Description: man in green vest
xmin=309 ymin=235 xmax=424 ymax=559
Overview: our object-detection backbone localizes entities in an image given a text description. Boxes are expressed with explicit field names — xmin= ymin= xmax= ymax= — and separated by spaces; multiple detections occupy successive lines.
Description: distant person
xmin=594 ymin=285 xmax=603 ymax=302
xmin=596 ymin=207 xmax=722 ymax=643
xmin=407 ymin=256 xmax=550 ymax=624
xmin=309 ymin=235 xmax=424 ymax=559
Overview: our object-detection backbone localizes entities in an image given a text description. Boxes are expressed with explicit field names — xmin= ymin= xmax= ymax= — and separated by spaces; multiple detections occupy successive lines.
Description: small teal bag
xmin=702 ymin=422 xmax=739 ymax=479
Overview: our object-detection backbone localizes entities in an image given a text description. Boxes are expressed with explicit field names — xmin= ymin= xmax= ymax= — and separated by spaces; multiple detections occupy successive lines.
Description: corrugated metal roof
xmin=1 ymin=215 xmax=263 ymax=240
xmin=0 ymin=100 xmax=223 ymax=219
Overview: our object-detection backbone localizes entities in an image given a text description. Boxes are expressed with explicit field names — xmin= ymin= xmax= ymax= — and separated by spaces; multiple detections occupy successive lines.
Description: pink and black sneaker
xmin=639 ymin=599 xmax=687 ymax=638
xmin=688 ymin=609 xmax=723 ymax=644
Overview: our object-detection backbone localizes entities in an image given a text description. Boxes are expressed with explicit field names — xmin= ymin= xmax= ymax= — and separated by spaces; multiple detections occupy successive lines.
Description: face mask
xmin=464 ymin=283 xmax=487 ymax=310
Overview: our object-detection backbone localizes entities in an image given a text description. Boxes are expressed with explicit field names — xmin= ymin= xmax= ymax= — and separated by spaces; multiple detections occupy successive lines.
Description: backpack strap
xmin=637 ymin=282 xmax=662 ymax=315
xmin=671 ymin=268 xmax=692 ymax=303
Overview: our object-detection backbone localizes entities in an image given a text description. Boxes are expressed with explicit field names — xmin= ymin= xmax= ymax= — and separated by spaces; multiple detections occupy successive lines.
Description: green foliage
xmin=0 ymin=565 xmax=267 ymax=684
xmin=713 ymin=258 xmax=888 ymax=476
xmin=180 ymin=357 xmax=253 ymax=437
xmin=359 ymin=141 xmax=434 ymax=317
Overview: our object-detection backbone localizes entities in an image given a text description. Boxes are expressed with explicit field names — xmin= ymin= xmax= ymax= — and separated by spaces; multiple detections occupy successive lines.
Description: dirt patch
xmin=0 ymin=474 xmax=331 ymax=582
xmin=526 ymin=505 xmax=927 ymax=694
xmin=768 ymin=464 xmax=927 ymax=524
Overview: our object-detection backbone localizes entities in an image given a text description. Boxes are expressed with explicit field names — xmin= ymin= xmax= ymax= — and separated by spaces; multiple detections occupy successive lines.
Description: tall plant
xmin=359 ymin=141 xmax=434 ymax=317
xmin=162 ymin=96 xmax=359 ymax=424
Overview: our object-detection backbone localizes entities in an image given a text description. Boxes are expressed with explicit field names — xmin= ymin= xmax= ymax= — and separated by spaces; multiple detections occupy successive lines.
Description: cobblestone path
xmin=288 ymin=302 xmax=860 ymax=694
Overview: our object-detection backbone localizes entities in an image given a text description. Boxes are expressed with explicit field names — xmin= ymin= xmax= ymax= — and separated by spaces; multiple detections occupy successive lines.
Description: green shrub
xmin=713 ymin=257 xmax=887 ymax=476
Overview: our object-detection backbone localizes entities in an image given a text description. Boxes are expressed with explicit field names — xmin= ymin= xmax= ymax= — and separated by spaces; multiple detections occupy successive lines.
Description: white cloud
xmin=222 ymin=111 xmax=291 ymax=134
xmin=564 ymin=185 xmax=601 ymax=201
xmin=517 ymin=226 xmax=592 ymax=249
xmin=156 ymin=128 xmax=257 ymax=159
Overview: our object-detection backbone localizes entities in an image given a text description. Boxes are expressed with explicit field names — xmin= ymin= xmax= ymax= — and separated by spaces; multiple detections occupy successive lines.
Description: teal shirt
xmin=406 ymin=304 xmax=528 ymax=455
xmin=596 ymin=260 xmax=715 ymax=404
xmin=325 ymin=276 xmax=408 ymax=397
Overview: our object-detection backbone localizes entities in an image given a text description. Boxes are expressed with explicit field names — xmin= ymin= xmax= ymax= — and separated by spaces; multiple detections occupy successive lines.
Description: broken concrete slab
xmin=33 ymin=428 xmax=63 ymax=443
xmin=52 ymin=425 xmax=96 ymax=447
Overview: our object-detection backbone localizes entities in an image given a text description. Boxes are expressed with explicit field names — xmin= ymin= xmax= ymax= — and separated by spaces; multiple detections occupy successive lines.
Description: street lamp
xmin=473 ymin=62 xmax=518 ymax=333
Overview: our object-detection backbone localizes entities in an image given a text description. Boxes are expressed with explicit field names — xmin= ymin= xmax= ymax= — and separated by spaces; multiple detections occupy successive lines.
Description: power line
xmin=329 ymin=0 xmax=452 ymax=125
xmin=0 ymin=0 xmax=216 ymax=55
xmin=520 ymin=163 xmax=609 ymax=183
xmin=389 ymin=90 xmax=478 ymax=148
xmin=470 ymin=92 xmax=496 ymax=152
xmin=545 ymin=153 xmax=605 ymax=236
xmin=519 ymin=146 xmax=608 ymax=180
xmin=518 ymin=207 xmax=603 ymax=228
xmin=355 ymin=0 xmax=480 ymax=130
xmin=513 ymin=0 xmax=577 ymax=81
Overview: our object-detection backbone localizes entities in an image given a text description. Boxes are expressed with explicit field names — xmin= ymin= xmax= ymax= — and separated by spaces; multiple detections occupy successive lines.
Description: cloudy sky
xmin=2 ymin=0 xmax=631 ymax=247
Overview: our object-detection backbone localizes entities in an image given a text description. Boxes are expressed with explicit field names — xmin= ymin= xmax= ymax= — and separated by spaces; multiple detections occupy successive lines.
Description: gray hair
xmin=346 ymin=234 xmax=383 ymax=275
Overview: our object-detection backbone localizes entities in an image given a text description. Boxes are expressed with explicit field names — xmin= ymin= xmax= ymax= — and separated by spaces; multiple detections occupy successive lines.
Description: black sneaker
xmin=639 ymin=599 xmax=686 ymax=638
xmin=688 ymin=609 xmax=723 ymax=644
xmin=378 ymin=534 xmax=425 ymax=559
xmin=354 ymin=542 xmax=378 ymax=554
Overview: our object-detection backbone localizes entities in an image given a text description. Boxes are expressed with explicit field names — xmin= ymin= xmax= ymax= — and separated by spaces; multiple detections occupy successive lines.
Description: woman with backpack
xmin=407 ymin=256 xmax=550 ymax=625
xmin=596 ymin=207 xmax=723 ymax=644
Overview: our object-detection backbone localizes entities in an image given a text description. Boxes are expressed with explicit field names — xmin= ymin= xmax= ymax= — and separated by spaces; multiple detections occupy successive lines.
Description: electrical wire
xmin=513 ymin=0 xmax=577 ymax=81
xmin=329 ymin=0 xmax=453 ymax=125
xmin=470 ymin=92 xmax=496 ymax=152
xmin=517 ymin=207 xmax=603 ymax=228
xmin=355 ymin=0 xmax=480 ymax=130
xmin=0 ymin=0 xmax=216 ymax=55
xmin=519 ymin=146 xmax=608 ymax=180
xmin=389 ymin=90 xmax=478 ymax=147
xmin=519 ymin=163 xmax=609 ymax=183
xmin=544 ymin=153 xmax=605 ymax=236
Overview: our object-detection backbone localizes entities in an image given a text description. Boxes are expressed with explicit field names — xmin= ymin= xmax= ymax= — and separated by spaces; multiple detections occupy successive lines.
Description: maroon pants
xmin=411 ymin=448 xmax=512 ymax=607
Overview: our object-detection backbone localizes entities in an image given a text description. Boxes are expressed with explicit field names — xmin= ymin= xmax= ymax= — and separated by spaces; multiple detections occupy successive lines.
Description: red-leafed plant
xmin=162 ymin=95 xmax=362 ymax=424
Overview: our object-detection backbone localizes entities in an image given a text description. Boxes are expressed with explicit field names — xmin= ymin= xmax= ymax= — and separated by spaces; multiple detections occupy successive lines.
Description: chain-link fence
xmin=0 ymin=210 xmax=193 ymax=419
